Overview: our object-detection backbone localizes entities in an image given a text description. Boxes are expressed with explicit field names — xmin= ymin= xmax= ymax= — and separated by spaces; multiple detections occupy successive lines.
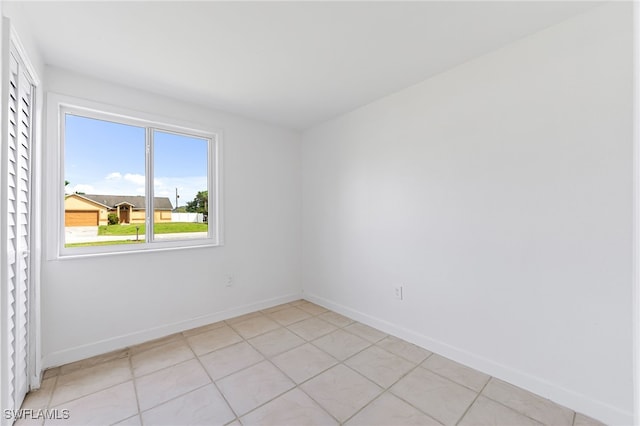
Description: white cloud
xmin=105 ymin=172 xmax=122 ymax=180
xmin=70 ymin=173 xmax=141 ymax=196
xmin=124 ymin=173 xmax=145 ymax=186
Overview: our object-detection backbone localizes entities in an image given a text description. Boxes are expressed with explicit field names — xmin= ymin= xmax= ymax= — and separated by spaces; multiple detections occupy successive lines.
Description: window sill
xmin=52 ymin=239 xmax=222 ymax=261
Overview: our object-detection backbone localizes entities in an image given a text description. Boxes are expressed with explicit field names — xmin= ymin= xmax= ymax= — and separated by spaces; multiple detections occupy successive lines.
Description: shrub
xmin=107 ymin=213 xmax=119 ymax=225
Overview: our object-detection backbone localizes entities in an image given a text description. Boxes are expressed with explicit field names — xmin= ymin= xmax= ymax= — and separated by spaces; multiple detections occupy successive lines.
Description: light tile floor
xmin=17 ymin=300 xmax=606 ymax=426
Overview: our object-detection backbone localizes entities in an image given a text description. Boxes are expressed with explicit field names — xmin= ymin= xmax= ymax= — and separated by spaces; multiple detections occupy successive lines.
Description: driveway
xmin=65 ymin=226 xmax=99 ymax=244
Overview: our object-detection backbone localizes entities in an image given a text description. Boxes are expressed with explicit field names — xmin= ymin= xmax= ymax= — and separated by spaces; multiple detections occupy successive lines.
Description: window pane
xmin=64 ymin=114 xmax=146 ymax=247
xmin=152 ymin=130 xmax=208 ymax=241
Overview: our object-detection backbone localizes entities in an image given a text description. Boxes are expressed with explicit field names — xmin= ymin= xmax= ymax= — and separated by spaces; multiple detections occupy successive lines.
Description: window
xmin=49 ymin=95 xmax=221 ymax=257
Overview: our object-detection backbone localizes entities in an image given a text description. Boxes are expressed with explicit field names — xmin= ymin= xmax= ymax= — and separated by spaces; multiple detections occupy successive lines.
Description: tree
xmin=185 ymin=190 xmax=208 ymax=214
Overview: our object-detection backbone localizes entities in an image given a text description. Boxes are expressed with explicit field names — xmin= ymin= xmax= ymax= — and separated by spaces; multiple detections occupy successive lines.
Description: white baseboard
xmin=304 ymin=293 xmax=633 ymax=426
xmin=41 ymin=292 xmax=302 ymax=370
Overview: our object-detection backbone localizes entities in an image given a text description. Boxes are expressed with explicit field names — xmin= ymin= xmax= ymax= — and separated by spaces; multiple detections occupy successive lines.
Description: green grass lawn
xmin=98 ymin=222 xmax=208 ymax=236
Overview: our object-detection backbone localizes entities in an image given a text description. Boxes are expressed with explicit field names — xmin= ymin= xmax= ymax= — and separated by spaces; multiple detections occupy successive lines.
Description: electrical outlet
xmin=394 ymin=285 xmax=403 ymax=300
xmin=225 ymin=275 xmax=234 ymax=287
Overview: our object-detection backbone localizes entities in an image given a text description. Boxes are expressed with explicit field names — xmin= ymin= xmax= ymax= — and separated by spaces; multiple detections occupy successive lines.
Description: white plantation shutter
xmin=13 ymin=47 xmax=33 ymax=406
xmin=2 ymin=34 xmax=35 ymax=422
xmin=5 ymin=50 xmax=19 ymax=411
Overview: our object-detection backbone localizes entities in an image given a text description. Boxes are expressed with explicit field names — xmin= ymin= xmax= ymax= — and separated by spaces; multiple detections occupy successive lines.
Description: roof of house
xmin=73 ymin=194 xmax=174 ymax=211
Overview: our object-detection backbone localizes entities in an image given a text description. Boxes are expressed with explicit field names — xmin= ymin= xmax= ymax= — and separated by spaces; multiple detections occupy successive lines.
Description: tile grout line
xmin=418 ymin=361 xmax=487 ymax=394
xmin=213 ymin=305 xmax=310 ymax=423
xmin=335 ymin=363 xmax=389 ymax=425
xmin=127 ymin=350 xmax=143 ymax=426
xmin=268 ymin=348 xmax=344 ymax=426
xmin=474 ymin=381 xmax=556 ymax=426
xmin=246 ymin=330 xmax=307 ymax=359
xmin=209 ymin=374 xmax=242 ymax=423
xmin=130 ymin=354 xmax=196 ymax=380
xmin=353 ymin=352 xmax=447 ymax=426
xmin=137 ymin=382 xmax=215 ymax=420
xmin=43 ymin=374 xmax=58 ymax=411
xmin=294 ymin=383 xmax=343 ymax=425
xmin=36 ymin=374 xmax=58 ymax=426
xmin=186 ymin=328 xmax=241 ymax=424
xmin=453 ymin=375 xmax=490 ymax=426
xmin=131 ymin=336 xmax=225 ymax=418
xmin=44 ymin=374 xmax=132 ymax=411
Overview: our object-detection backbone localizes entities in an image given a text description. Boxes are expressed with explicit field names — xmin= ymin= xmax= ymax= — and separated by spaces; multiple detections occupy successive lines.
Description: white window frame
xmin=46 ymin=93 xmax=223 ymax=259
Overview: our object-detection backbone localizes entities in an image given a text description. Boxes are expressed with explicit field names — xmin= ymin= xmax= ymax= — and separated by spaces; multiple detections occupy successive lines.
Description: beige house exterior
xmin=64 ymin=194 xmax=173 ymax=226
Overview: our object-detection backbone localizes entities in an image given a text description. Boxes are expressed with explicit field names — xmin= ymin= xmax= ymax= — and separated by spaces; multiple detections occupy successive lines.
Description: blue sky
xmin=65 ymin=114 xmax=208 ymax=209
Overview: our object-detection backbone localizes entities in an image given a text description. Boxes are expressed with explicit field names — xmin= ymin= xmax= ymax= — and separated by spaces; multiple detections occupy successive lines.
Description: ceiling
xmin=10 ymin=1 xmax=599 ymax=130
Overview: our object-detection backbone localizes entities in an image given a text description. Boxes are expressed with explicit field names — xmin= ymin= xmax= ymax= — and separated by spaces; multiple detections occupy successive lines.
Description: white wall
xmin=41 ymin=67 xmax=302 ymax=367
xmin=2 ymin=2 xmax=45 ymax=75
xmin=302 ymin=3 xmax=633 ymax=425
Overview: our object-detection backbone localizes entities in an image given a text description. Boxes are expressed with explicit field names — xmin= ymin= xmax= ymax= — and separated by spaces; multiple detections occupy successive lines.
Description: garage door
xmin=65 ymin=210 xmax=99 ymax=226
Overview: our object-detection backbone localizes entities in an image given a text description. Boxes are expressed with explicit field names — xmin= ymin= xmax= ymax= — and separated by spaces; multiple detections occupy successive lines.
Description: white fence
xmin=171 ymin=212 xmax=206 ymax=223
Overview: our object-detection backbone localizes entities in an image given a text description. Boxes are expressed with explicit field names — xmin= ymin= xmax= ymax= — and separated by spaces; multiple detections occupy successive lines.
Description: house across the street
xmin=64 ymin=193 xmax=173 ymax=226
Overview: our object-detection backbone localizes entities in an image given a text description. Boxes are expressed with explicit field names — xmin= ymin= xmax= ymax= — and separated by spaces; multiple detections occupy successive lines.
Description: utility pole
xmin=175 ymin=187 xmax=180 ymax=210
